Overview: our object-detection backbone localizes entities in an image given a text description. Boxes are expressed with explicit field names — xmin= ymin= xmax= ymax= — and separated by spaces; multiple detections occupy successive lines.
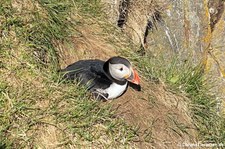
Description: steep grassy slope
xmin=0 ymin=0 xmax=142 ymax=148
xmin=1 ymin=0 xmax=225 ymax=148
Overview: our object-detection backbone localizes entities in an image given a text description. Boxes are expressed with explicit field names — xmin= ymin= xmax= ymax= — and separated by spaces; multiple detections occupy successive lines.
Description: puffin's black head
xmin=103 ymin=56 xmax=140 ymax=86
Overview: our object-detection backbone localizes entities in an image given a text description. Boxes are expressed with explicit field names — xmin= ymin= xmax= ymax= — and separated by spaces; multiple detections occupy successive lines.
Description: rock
xmin=206 ymin=1 xmax=225 ymax=102
xmin=101 ymin=0 xmax=121 ymax=24
xmin=102 ymin=0 xmax=157 ymax=48
xmin=147 ymin=0 xmax=211 ymax=61
xmin=101 ymin=0 xmax=225 ymax=102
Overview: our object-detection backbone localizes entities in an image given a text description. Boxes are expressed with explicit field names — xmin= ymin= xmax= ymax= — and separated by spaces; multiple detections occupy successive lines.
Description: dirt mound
xmin=111 ymin=81 xmax=195 ymax=148
xmin=58 ymin=25 xmax=196 ymax=148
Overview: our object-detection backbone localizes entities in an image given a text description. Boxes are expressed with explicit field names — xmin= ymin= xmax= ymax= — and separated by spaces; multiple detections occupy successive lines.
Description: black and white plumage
xmin=61 ymin=56 xmax=141 ymax=100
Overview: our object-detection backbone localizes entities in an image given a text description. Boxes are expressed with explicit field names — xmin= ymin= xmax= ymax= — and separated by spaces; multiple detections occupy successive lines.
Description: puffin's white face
xmin=108 ymin=63 xmax=131 ymax=80
xmin=105 ymin=56 xmax=140 ymax=85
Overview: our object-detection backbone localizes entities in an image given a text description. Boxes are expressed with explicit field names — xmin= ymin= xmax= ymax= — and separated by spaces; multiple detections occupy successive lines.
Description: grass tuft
xmin=1 ymin=0 xmax=75 ymax=71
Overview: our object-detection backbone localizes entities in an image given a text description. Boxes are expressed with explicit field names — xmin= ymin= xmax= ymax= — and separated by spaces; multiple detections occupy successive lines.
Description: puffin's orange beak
xmin=127 ymin=68 xmax=140 ymax=85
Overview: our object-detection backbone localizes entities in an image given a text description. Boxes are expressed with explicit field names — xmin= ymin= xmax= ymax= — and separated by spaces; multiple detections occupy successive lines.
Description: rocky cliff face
xmin=102 ymin=0 xmax=225 ymax=104
xmin=207 ymin=0 xmax=225 ymax=102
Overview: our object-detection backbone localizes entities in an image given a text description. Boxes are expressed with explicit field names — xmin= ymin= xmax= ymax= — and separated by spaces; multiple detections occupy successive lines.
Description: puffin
xmin=61 ymin=56 xmax=141 ymax=100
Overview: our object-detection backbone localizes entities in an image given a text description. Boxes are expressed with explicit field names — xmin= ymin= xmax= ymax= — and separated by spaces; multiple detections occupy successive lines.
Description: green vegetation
xmin=0 ymin=0 xmax=75 ymax=70
xmin=0 ymin=0 xmax=140 ymax=148
xmin=121 ymin=47 xmax=225 ymax=144
xmin=0 ymin=75 xmax=140 ymax=148
xmin=125 ymin=52 xmax=225 ymax=144
xmin=1 ymin=0 xmax=225 ymax=148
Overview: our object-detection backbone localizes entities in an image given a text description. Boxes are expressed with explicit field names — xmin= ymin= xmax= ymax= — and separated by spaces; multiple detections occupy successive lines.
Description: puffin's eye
xmin=119 ymin=67 xmax=123 ymax=71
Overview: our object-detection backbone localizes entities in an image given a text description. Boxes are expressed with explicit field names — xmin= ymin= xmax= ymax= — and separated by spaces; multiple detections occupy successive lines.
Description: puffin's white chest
xmin=105 ymin=82 xmax=127 ymax=99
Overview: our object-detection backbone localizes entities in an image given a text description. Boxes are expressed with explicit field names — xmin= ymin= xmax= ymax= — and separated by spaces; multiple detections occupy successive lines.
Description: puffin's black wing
xmin=61 ymin=59 xmax=112 ymax=92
